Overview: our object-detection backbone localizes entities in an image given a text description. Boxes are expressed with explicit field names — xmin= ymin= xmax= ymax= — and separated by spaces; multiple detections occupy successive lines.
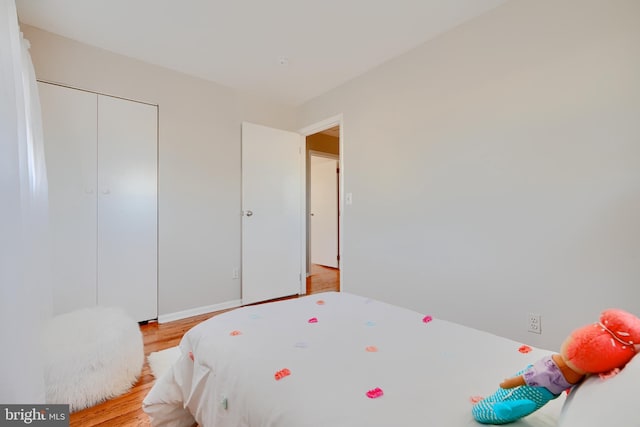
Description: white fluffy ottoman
xmin=42 ymin=306 xmax=144 ymax=412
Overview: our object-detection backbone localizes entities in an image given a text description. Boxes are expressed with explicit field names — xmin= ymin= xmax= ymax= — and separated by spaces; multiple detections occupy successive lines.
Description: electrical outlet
xmin=232 ymin=268 xmax=239 ymax=279
xmin=528 ymin=313 xmax=542 ymax=334
xmin=345 ymin=193 xmax=353 ymax=205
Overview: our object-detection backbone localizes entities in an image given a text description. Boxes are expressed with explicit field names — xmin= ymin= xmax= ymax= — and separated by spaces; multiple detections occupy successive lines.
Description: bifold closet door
xmin=97 ymin=95 xmax=158 ymax=322
xmin=38 ymin=82 xmax=98 ymax=315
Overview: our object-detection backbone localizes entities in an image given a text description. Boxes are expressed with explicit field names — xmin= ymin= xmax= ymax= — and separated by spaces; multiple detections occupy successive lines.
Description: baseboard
xmin=158 ymin=299 xmax=242 ymax=324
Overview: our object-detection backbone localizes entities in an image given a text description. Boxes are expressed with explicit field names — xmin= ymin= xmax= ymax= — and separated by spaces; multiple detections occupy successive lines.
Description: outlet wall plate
xmin=528 ymin=313 xmax=542 ymax=334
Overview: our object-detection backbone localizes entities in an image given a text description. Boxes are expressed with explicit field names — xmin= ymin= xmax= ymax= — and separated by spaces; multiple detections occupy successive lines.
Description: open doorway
xmin=306 ymin=125 xmax=340 ymax=293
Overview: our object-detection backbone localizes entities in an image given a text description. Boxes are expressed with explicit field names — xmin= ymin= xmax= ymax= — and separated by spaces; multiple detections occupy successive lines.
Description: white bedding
xmin=143 ymin=292 xmax=564 ymax=426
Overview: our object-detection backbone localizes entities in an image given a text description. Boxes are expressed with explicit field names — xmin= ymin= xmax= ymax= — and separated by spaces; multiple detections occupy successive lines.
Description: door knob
xmin=245 ymin=210 xmax=253 ymax=217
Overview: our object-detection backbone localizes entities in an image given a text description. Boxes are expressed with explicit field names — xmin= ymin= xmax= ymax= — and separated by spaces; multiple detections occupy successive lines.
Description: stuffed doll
xmin=472 ymin=308 xmax=640 ymax=425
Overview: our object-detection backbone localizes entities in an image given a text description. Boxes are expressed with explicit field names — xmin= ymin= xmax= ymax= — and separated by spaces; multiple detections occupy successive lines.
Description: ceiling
xmin=15 ymin=0 xmax=508 ymax=106
xmin=320 ymin=126 xmax=340 ymax=139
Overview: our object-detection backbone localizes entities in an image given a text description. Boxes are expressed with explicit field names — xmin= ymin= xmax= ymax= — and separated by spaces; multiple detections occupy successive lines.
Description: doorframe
xmin=297 ymin=114 xmax=344 ymax=295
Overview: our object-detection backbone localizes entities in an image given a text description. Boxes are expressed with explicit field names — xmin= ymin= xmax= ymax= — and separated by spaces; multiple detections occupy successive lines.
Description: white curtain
xmin=0 ymin=0 xmax=52 ymax=403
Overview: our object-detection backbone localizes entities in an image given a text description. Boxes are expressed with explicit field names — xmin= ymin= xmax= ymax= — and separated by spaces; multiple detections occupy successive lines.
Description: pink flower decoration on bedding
xmin=365 ymin=346 xmax=378 ymax=352
xmin=469 ymin=395 xmax=484 ymax=404
xmin=366 ymin=387 xmax=384 ymax=399
xmin=274 ymin=368 xmax=291 ymax=381
xmin=188 ymin=351 xmax=194 ymax=361
xmin=308 ymin=317 xmax=318 ymax=323
xmin=422 ymin=315 xmax=433 ymax=323
xmin=230 ymin=330 xmax=242 ymax=336
xmin=316 ymin=300 xmax=325 ymax=305
xmin=518 ymin=345 xmax=532 ymax=354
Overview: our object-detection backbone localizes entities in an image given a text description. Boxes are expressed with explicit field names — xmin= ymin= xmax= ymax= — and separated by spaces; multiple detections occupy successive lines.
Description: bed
xmin=143 ymin=291 xmax=566 ymax=426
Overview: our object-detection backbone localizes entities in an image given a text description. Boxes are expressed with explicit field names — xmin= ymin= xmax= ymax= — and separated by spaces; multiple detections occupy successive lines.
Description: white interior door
xmin=242 ymin=122 xmax=302 ymax=305
xmin=310 ymin=154 xmax=339 ymax=268
xmin=97 ymin=95 xmax=158 ymax=322
xmin=39 ymin=82 xmax=98 ymax=315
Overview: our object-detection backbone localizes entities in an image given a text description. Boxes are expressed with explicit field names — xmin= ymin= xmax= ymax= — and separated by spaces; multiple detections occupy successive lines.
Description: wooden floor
xmin=306 ymin=263 xmax=340 ymax=294
xmin=70 ymin=265 xmax=339 ymax=426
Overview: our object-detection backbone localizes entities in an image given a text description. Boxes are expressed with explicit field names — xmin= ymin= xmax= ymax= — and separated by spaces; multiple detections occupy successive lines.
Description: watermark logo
xmin=0 ymin=405 xmax=68 ymax=426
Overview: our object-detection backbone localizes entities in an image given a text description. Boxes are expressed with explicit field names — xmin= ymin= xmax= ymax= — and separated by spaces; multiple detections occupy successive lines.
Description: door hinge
xmin=337 ymin=255 xmax=340 ymax=261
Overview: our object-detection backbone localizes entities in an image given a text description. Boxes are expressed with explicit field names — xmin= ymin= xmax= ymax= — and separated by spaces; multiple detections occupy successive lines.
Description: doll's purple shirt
xmin=523 ymin=355 xmax=573 ymax=395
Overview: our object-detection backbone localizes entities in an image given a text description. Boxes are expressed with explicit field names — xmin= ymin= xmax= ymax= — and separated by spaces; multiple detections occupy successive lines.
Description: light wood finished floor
xmin=69 ymin=265 xmax=339 ymax=426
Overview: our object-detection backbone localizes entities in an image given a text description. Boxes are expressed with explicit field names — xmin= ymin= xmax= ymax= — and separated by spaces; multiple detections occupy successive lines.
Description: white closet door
xmin=39 ymin=82 xmax=98 ymax=315
xmin=97 ymin=95 xmax=157 ymax=322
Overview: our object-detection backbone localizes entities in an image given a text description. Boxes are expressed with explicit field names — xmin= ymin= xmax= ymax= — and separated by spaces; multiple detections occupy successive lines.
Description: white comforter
xmin=143 ymin=292 xmax=563 ymax=426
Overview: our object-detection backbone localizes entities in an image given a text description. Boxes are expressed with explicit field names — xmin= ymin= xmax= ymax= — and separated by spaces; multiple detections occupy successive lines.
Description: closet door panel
xmin=97 ymin=95 xmax=157 ymax=322
xmin=39 ymin=82 xmax=98 ymax=315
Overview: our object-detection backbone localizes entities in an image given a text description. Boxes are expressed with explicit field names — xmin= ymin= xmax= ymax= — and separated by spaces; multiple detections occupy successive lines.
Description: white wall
xmin=22 ymin=25 xmax=297 ymax=318
xmin=298 ymin=0 xmax=640 ymax=350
